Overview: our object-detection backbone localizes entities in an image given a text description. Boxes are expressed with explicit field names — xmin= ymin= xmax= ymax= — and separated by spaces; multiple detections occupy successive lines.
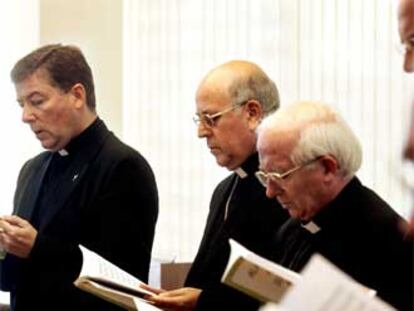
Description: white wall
xmin=123 ymin=0 xmax=414 ymax=261
xmin=40 ymin=0 xmax=123 ymax=136
xmin=0 ymin=0 xmax=123 ymax=213
xmin=0 ymin=1 xmax=41 ymax=215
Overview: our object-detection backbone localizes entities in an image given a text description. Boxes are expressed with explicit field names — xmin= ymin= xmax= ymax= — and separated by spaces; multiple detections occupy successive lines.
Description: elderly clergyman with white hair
xmin=256 ymin=101 xmax=413 ymax=311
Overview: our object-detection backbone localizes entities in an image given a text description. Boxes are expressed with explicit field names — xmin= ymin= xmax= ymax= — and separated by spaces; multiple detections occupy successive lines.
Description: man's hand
xmin=146 ymin=287 xmax=202 ymax=311
xmin=139 ymin=283 xmax=166 ymax=295
xmin=0 ymin=215 xmax=37 ymax=258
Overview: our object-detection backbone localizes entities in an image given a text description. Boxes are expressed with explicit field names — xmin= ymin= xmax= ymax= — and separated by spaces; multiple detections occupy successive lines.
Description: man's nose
xmin=265 ymin=181 xmax=283 ymax=199
xmin=22 ymin=105 xmax=35 ymax=123
xmin=197 ymin=122 xmax=211 ymax=138
xmin=404 ymin=51 xmax=414 ymax=73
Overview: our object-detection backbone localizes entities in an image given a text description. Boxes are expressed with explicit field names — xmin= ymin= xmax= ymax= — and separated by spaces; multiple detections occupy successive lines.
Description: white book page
xmin=279 ymin=254 xmax=396 ymax=311
xmin=79 ymin=245 xmax=153 ymax=296
xmin=133 ymin=298 xmax=163 ymax=311
xmin=259 ymin=302 xmax=288 ymax=311
xmin=0 ymin=291 xmax=9 ymax=305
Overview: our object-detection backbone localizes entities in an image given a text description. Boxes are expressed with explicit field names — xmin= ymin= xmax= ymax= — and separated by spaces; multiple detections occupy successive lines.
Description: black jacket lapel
xmin=14 ymin=153 xmax=52 ymax=220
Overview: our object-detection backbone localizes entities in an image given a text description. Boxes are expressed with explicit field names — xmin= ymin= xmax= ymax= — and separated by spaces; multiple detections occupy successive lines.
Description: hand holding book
xmin=75 ymin=245 xmax=159 ymax=310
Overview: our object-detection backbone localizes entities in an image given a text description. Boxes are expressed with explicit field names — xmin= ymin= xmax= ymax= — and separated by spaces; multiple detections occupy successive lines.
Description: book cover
xmin=221 ymin=239 xmax=300 ymax=303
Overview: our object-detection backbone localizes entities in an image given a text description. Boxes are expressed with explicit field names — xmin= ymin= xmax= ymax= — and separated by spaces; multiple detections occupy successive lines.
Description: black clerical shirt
xmin=31 ymin=118 xmax=101 ymax=229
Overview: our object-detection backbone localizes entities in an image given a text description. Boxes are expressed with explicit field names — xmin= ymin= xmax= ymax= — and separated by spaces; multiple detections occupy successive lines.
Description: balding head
xmin=196 ymin=60 xmax=279 ymax=116
xmin=194 ymin=60 xmax=279 ymax=170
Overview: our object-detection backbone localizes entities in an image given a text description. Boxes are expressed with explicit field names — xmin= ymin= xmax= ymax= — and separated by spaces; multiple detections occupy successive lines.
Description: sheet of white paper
xmin=0 ymin=291 xmax=9 ymax=306
xmin=279 ymin=254 xmax=396 ymax=311
xmin=259 ymin=302 xmax=288 ymax=311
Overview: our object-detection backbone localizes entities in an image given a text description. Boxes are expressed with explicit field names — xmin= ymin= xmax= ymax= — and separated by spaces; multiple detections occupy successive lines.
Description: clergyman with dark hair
xmin=0 ymin=44 xmax=159 ymax=311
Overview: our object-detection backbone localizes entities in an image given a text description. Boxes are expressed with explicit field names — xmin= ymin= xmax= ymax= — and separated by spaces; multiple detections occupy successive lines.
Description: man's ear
xmin=245 ymin=99 xmax=263 ymax=129
xmin=69 ymin=83 xmax=87 ymax=109
xmin=320 ymin=155 xmax=340 ymax=179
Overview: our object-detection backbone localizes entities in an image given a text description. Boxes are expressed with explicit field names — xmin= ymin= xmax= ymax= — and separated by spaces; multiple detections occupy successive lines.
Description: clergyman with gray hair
xmin=256 ymin=101 xmax=413 ymax=311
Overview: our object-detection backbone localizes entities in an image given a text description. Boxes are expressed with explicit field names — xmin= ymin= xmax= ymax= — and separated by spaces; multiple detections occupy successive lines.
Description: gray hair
xmin=227 ymin=63 xmax=279 ymax=116
xmin=258 ymin=101 xmax=362 ymax=178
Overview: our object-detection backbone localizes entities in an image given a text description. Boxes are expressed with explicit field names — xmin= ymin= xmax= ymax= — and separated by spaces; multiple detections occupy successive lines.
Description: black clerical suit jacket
xmin=185 ymin=153 xmax=289 ymax=311
xmin=275 ymin=177 xmax=413 ymax=311
xmin=0 ymin=119 xmax=158 ymax=311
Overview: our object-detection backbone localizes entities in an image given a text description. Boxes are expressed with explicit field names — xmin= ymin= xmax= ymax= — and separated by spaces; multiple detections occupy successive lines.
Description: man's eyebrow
xmin=196 ymin=110 xmax=209 ymax=116
xmin=16 ymin=91 xmax=44 ymax=103
xmin=200 ymin=108 xmax=219 ymax=115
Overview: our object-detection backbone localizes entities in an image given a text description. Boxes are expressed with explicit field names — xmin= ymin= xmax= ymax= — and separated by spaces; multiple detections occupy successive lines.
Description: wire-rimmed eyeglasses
xmin=255 ymin=157 xmax=322 ymax=187
xmin=193 ymin=100 xmax=249 ymax=128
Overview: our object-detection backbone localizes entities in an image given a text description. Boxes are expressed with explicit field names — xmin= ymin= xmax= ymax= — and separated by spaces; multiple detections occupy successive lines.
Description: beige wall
xmin=40 ymin=0 xmax=123 ymax=136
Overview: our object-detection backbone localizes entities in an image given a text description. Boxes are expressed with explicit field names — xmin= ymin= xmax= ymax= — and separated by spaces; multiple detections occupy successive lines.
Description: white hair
xmin=257 ymin=101 xmax=362 ymax=178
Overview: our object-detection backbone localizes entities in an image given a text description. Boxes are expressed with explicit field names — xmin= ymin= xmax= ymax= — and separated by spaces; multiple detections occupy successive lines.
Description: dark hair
xmin=11 ymin=44 xmax=96 ymax=111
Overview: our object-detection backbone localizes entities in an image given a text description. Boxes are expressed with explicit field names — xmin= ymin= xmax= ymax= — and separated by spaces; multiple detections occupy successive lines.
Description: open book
xmin=74 ymin=245 xmax=160 ymax=310
xmin=221 ymin=239 xmax=301 ymax=303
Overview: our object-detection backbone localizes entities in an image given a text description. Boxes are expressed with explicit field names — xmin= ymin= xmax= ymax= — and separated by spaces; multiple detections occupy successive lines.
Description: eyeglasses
xmin=397 ymin=36 xmax=414 ymax=54
xmin=193 ymin=100 xmax=248 ymax=128
xmin=255 ymin=157 xmax=322 ymax=187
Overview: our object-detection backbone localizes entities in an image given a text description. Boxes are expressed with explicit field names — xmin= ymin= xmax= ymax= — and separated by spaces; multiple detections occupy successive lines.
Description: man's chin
xmin=217 ymin=159 xmax=237 ymax=171
xmin=214 ymin=154 xmax=241 ymax=171
xmin=217 ymin=161 xmax=229 ymax=169
xmin=288 ymin=208 xmax=303 ymax=220
xmin=40 ymin=141 xmax=59 ymax=152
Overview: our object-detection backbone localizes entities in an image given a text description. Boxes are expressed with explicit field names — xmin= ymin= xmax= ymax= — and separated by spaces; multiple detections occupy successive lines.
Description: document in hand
xmin=259 ymin=254 xmax=395 ymax=311
xmin=221 ymin=239 xmax=301 ymax=303
xmin=74 ymin=245 xmax=160 ymax=310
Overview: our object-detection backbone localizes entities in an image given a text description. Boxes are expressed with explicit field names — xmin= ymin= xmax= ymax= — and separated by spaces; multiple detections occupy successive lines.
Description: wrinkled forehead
xmin=196 ymin=85 xmax=232 ymax=112
xmin=257 ymin=128 xmax=298 ymax=160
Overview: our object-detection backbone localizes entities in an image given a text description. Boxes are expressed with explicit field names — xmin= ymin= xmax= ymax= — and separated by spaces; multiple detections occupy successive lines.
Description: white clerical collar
xmin=301 ymin=221 xmax=321 ymax=234
xmin=234 ymin=167 xmax=248 ymax=179
xmin=58 ymin=149 xmax=69 ymax=156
